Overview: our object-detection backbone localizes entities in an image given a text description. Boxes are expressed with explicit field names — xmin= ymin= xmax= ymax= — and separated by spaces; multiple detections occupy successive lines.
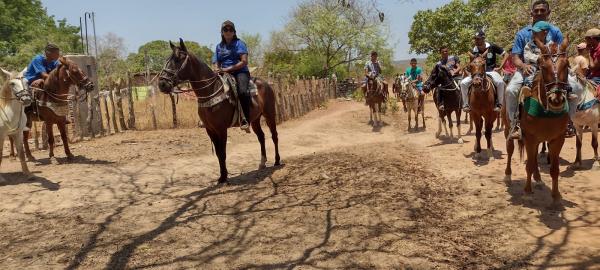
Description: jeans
xmin=590 ymin=77 xmax=600 ymax=85
xmin=506 ymin=71 xmax=582 ymax=125
xmin=235 ymin=72 xmax=251 ymax=120
xmin=460 ymin=71 xmax=505 ymax=108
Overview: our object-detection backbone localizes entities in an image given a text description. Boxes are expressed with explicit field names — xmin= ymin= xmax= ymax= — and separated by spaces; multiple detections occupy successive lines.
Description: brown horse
xmin=504 ymin=37 xmax=570 ymax=203
xmin=365 ymin=75 xmax=386 ymax=126
xmin=467 ymin=54 xmax=497 ymax=160
xmin=23 ymin=57 xmax=94 ymax=162
xmin=158 ymin=39 xmax=280 ymax=184
xmin=423 ymin=64 xmax=463 ymax=143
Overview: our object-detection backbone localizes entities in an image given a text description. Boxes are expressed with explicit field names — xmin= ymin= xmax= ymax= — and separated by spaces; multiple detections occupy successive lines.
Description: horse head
xmin=1 ymin=68 xmax=32 ymax=106
xmin=534 ymin=35 xmax=570 ymax=112
xmin=158 ymin=38 xmax=193 ymax=94
xmin=57 ymin=57 xmax=94 ymax=92
xmin=467 ymin=50 xmax=488 ymax=91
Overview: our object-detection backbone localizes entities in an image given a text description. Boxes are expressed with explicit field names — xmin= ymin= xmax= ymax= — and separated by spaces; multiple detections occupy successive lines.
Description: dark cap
xmin=45 ymin=43 xmax=60 ymax=52
xmin=221 ymin=20 xmax=236 ymax=32
xmin=474 ymin=30 xmax=485 ymax=38
xmin=370 ymin=51 xmax=378 ymax=56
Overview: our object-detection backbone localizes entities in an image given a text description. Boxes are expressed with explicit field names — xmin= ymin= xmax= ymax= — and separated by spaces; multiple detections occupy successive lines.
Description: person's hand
xmin=494 ymin=67 xmax=501 ymax=72
xmin=522 ymin=64 xmax=534 ymax=76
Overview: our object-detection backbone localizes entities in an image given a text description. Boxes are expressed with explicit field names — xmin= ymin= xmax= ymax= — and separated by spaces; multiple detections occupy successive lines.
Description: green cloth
xmin=523 ymin=97 xmax=568 ymax=118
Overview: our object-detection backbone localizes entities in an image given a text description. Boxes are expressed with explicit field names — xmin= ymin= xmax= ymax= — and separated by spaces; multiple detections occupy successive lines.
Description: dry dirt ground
xmin=0 ymin=98 xmax=599 ymax=269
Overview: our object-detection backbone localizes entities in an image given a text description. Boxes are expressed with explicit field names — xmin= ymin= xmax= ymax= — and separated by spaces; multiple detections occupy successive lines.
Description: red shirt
xmin=502 ymin=56 xmax=517 ymax=75
xmin=590 ymin=44 xmax=600 ymax=78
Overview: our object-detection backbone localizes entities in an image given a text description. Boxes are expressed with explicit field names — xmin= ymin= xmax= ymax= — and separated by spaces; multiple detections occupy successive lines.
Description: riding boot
xmin=240 ymin=95 xmax=251 ymax=133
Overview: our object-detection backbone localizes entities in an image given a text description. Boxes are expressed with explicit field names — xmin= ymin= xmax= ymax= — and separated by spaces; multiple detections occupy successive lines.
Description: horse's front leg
xmin=590 ymin=125 xmax=599 ymax=169
xmin=485 ymin=117 xmax=494 ymax=160
xmin=456 ymin=111 xmax=463 ymax=144
xmin=57 ymin=120 xmax=74 ymax=160
xmin=45 ymin=122 xmax=56 ymax=161
xmin=23 ymin=119 xmax=35 ymax=162
xmin=548 ymin=138 xmax=565 ymax=203
xmin=13 ymin=133 xmax=31 ymax=176
xmin=207 ymin=129 xmax=228 ymax=184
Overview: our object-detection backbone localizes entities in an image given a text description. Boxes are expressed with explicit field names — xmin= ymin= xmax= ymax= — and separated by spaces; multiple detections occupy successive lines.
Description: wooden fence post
xmin=116 ymin=81 xmax=128 ymax=131
xmin=108 ymin=87 xmax=119 ymax=133
xmin=102 ymin=90 xmax=111 ymax=134
xmin=169 ymin=93 xmax=178 ymax=128
xmin=126 ymin=72 xmax=136 ymax=130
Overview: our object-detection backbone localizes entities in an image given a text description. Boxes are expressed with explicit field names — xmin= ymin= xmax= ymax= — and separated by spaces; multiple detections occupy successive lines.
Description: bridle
xmin=539 ymin=51 xmax=569 ymax=96
xmin=159 ymin=51 xmax=219 ymax=94
xmin=469 ymin=57 xmax=489 ymax=91
xmin=63 ymin=65 xmax=93 ymax=91
xmin=428 ymin=65 xmax=457 ymax=91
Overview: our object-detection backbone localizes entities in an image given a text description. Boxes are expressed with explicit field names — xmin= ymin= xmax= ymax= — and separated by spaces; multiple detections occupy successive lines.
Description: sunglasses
xmin=222 ymin=28 xmax=234 ymax=33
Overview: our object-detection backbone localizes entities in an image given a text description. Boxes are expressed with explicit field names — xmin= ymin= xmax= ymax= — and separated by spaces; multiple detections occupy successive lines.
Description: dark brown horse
xmin=423 ymin=64 xmax=463 ymax=143
xmin=158 ymin=39 xmax=280 ymax=184
xmin=365 ymin=75 xmax=386 ymax=126
xmin=505 ymin=37 xmax=570 ymax=203
xmin=467 ymin=54 xmax=497 ymax=160
xmin=24 ymin=57 xmax=94 ymax=162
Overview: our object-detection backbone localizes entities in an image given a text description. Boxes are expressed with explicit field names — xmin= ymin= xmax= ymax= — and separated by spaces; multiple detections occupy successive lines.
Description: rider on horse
xmin=506 ymin=0 xmax=580 ymax=139
xmin=585 ymin=28 xmax=600 ymax=86
xmin=435 ymin=46 xmax=462 ymax=111
xmin=572 ymin=42 xmax=589 ymax=77
xmin=362 ymin=51 xmax=388 ymax=99
xmin=212 ymin=20 xmax=251 ymax=132
xmin=24 ymin=43 xmax=60 ymax=89
xmin=460 ymin=30 xmax=506 ymax=113
xmin=405 ymin=58 xmax=423 ymax=95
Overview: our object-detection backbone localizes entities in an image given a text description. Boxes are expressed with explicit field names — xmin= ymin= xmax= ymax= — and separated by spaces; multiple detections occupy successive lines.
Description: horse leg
xmin=407 ymin=106 xmax=412 ymax=130
xmin=207 ymin=129 xmax=228 ymax=184
xmin=23 ymin=120 xmax=35 ymax=162
xmin=505 ymin=137 xmax=515 ymax=182
xmin=9 ymin=136 xmax=15 ymax=159
xmin=571 ymin=127 xmax=583 ymax=169
xmin=421 ymin=97 xmax=426 ymax=129
xmin=368 ymin=105 xmax=374 ymax=125
xmin=414 ymin=107 xmax=418 ymax=129
xmin=591 ymin=125 xmax=599 ymax=169
xmin=436 ymin=115 xmax=442 ymax=138
xmin=485 ymin=117 xmax=494 ymax=160
xmin=456 ymin=111 xmax=463 ymax=144
xmin=474 ymin=115 xmax=483 ymax=158
xmin=46 ymin=122 xmax=56 ymax=161
xmin=0 ymin=135 xmax=4 ymax=169
xmin=57 ymin=122 xmax=74 ymax=160
xmin=443 ymin=115 xmax=450 ymax=138
xmin=265 ymin=114 xmax=281 ymax=166
xmin=12 ymin=133 xmax=31 ymax=176
xmin=251 ymin=120 xmax=267 ymax=169
xmin=524 ymin=140 xmax=538 ymax=194
xmin=548 ymin=138 xmax=565 ymax=202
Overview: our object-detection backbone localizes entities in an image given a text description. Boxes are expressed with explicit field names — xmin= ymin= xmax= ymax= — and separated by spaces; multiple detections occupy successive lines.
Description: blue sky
xmin=41 ymin=0 xmax=451 ymax=60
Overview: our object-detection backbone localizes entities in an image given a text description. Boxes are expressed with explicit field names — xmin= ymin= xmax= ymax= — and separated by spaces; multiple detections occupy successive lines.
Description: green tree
xmin=0 ymin=0 xmax=81 ymax=69
xmin=126 ymin=40 xmax=213 ymax=74
xmin=239 ymin=33 xmax=263 ymax=67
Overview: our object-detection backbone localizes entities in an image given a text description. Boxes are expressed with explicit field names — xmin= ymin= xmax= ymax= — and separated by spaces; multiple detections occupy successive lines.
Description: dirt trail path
xmin=0 ymin=98 xmax=598 ymax=269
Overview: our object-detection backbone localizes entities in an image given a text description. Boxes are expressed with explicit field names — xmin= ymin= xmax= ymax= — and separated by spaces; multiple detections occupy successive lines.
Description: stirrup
xmin=508 ymin=125 xmax=521 ymax=140
xmin=462 ymin=105 xmax=471 ymax=112
xmin=240 ymin=120 xmax=251 ymax=133
xmin=493 ymin=105 xmax=502 ymax=112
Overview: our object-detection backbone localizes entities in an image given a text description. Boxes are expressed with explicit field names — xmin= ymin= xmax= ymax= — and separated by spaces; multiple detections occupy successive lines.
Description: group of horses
xmin=0 ymin=57 xmax=94 ymax=177
xmin=402 ymin=36 xmax=599 ymax=205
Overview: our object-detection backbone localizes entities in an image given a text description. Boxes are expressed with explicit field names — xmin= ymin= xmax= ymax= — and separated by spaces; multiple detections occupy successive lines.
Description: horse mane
xmin=44 ymin=63 xmax=64 ymax=91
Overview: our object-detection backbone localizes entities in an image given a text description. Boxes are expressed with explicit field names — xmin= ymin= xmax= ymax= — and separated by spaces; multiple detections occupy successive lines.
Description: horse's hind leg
xmin=9 ymin=136 xmax=15 ymax=159
xmin=548 ymin=138 xmax=565 ymax=202
xmin=23 ymin=120 xmax=35 ymax=161
xmin=591 ymin=125 xmax=599 ymax=169
xmin=0 ymin=135 xmax=4 ymax=169
xmin=266 ymin=117 xmax=281 ymax=166
xmin=251 ymin=120 xmax=267 ymax=169
xmin=57 ymin=122 xmax=74 ymax=160
xmin=485 ymin=118 xmax=494 ymax=160
xmin=456 ymin=111 xmax=463 ymax=144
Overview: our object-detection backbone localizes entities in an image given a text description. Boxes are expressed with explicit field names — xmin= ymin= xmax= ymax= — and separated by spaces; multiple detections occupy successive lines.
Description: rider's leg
xmin=460 ymin=76 xmax=472 ymax=111
xmin=236 ymin=72 xmax=251 ymax=131
xmin=506 ymin=71 xmax=524 ymax=139
xmin=488 ymin=71 xmax=505 ymax=111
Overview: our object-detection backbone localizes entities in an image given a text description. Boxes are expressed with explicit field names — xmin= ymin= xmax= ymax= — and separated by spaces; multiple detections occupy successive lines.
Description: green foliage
xmin=409 ymin=0 xmax=600 ymax=64
xmin=239 ymin=32 xmax=262 ymax=67
xmin=264 ymin=0 xmax=393 ymax=79
xmin=126 ymin=40 xmax=213 ymax=74
xmin=0 ymin=0 xmax=82 ymax=69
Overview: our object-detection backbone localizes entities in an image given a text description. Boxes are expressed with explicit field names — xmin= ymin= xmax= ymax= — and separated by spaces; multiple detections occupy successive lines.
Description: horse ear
xmin=179 ymin=38 xmax=187 ymax=52
xmin=468 ymin=52 xmax=475 ymax=62
xmin=560 ymin=35 xmax=569 ymax=53
xmin=19 ymin=67 xmax=27 ymax=77
xmin=1 ymin=67 xmax=11 ymax=79
xmin=533 ymin=35 xmax=548 ymax=55
xmin=169 ymin=40 xmax=176 ymax=51
xmin=59 ymin=56 xmax=68 ymax=65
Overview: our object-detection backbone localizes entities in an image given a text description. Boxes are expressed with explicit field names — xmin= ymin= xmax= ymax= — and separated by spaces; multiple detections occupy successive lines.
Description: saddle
xmin=198 ymin=73 xmax=258 ymax=127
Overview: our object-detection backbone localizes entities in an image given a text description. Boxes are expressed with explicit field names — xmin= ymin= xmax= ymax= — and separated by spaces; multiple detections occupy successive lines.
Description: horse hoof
xmin=503 ymin=175 xmax=512 ymax=184
xmin=535 ymin=181 xmax=544 ymax=190
xmin=591 ymin=162 xmax=600 ymax=170
xmin=26 ymin=157 xmax=36 ymax=162
xmin=217 ymin=178 xmax=228 ymax=184
xmin=66 ymin=154 xmax=75 ymax=161
xmin=458 ymin=138 xmax=464 ymax=144
xmin=50 ymin=157 xmax=59 ymax=165
xmin=274 ymin=160 xmax=282 ymax=166
xmin=258 ymin=164 xmax=267 ymax=170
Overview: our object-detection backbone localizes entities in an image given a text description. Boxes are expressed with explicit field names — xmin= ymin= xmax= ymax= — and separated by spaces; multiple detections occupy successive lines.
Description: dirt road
xmin=0 ymin=98 xmax=599 ymax=269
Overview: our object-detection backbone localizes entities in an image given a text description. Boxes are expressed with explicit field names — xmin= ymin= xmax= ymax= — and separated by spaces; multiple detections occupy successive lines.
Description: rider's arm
xmin=589 ymin=52 xmax=600 ymax=73
xmin=224 ymin=54 xmax=248 ymax=73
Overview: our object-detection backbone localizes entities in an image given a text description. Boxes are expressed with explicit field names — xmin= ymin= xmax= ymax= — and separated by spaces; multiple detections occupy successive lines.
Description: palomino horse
xmin=0 ymin=68 xmax=32 ymax=175
xmin=466 ymin=54 xmax=497 ymax=159
xmin=570 ymin=78 xmax=600 ymax=169
xmin=402 ymin=80 xmax=425 ymax=130
xmin=158 ymin=39 xmax=280 ymax=184
xmin=365 ymin=75 xmax=386 ymax=126
xmin=23 ymin=57 xmax=94 ymax=162
xmin=505 ymin=37 xmax=570 ymax=203
xmin=424 ymin=64 xmax=463 ymax=143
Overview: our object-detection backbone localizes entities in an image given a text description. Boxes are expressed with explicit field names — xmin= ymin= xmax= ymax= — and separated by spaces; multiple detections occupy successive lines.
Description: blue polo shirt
xmin=24 ymin=54 xmax=59 ymax=84
xmin=405 ymin=67 xmax=423 ymax=88
xmin=212 ymin=39 xmax=249 ymax=74
xmin=511 ymin=23 xmax=563 ymax=61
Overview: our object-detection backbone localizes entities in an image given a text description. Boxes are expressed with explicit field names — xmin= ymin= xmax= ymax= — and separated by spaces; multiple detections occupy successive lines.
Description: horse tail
xmin=517 ymin=139 xmax=525 ymax=162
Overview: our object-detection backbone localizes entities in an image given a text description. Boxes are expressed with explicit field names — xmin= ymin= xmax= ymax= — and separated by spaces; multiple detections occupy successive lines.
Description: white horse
xmin=570 ymin=78 xmax=600 ymax=169
xmin=0 ymin=68 xmax=32 ymax=176
xmin=402 ymin=78 xmax=425 ymax=130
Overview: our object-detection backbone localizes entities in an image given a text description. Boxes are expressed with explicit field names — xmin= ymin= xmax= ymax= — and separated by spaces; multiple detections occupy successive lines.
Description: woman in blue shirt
xmin=212 ymin=20 xmax=251 ymax=131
